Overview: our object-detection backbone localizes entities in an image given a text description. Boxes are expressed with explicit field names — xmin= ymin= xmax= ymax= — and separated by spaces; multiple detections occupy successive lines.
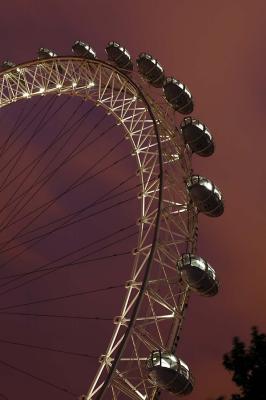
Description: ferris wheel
xmin=0 ymin=41 xmax=224 ymax=400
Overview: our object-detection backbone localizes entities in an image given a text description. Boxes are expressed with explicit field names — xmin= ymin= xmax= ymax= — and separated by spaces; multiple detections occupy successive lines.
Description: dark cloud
xmin=0 ymin=1 xmax=265 ymax=399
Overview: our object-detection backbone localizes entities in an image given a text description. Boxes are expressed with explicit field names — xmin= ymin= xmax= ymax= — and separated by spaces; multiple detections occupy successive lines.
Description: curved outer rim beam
xmin=93 ymin=71 xmax=164 ymax=400
xmin=0 ymin=57 xmax=164 ymax=399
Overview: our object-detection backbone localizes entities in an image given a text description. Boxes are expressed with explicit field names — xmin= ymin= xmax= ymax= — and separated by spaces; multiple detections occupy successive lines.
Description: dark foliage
xmin=216 ymin=326 xmax=266 ymax=400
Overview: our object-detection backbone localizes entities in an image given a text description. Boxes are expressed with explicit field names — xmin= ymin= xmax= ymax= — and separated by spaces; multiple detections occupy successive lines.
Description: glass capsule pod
xmin=0 ymin=60 xmax=16 ymax=73
xmin=177 ymin=254 xmax=218 ymax=296
xmin=163 ymin=77 xmax=193 ymax=114
xmin=147 ymin=350 xmax=194 ymax=395
xmin=136 ymin=53 xmax=165 ymax=87
xmin=180 ymin=117 xmax=214 ymax=156
xmin=105 ymin=41 xmax=133 ymax=71
xmin=186 ymin=175 xmax=224 ymax=217
xmin=72 ymin=40 xmax=96 ymax=59
xmin=38 ymin=47 xmax=57 ymax=59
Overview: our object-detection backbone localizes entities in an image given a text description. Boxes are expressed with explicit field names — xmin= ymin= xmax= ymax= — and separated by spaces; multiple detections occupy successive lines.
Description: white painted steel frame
xmin=0 ymin=58 xmax=198 ymax=400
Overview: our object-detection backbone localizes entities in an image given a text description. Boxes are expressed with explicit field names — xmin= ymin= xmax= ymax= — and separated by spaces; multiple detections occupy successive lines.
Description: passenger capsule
xmin=72 ymin=41 xmax=96 ymax=60
xmin=180 ymin=117 xmax=214 ymax=156
xmin=38 ymin=48 xmax=57 ymax=59
xmin=0 ymin=60 xmax=16 ymax=72
xmin=177 ymin=254 xmax=218 ymax=296
xmin=105 ymin=41 xmax=133 ymax=71
xmin=187 ymin=175 xmax=224 ymax=217
xmin=163 ymin=77 xmax=193 ymax=114
xmin=136 ymin=53 xmax=165 ymax=88
xmin=147 ymin=350 xmax=194 ymax=395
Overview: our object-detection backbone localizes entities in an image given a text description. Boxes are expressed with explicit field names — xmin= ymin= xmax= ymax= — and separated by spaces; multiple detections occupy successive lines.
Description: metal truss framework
xmin=0 ymin=58 xmax=198 ymax=400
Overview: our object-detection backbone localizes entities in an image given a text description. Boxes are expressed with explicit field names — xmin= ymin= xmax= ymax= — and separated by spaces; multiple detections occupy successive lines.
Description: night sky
xmin=0 ymin=1 xmax=265 ymax=400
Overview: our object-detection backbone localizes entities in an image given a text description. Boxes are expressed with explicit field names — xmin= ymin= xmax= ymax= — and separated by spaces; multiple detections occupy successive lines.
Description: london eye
xmin=0 ymin=41 xmax=224 ymax=400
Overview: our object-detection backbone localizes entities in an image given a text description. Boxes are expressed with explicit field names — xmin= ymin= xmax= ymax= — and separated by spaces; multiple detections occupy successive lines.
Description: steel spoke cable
xmin=0 ymin=103 xmax=143 ymax=396
xmin=0 ymin=172 xmax=136 ymax=275
xmin=0 ymin=173 xmax=140 ymax=257
xmin=0 ymin=65 xmax=174 ymax=400
xmin=0 ymin=224 xmax=136 ymax=289
xmin=0 ymin=251 xmax=131 ymax=282
xmin=0 ymin=284 xmax=124 ymax=311
xmin=0 ymin=196 xmax=137 ymax=282
xmin=0 ymin=230 xmax=137 ymax=297
xmin=0 ymin=250 xmax=131 ymax=292
xmin=0 ymin=195 xmax=134 ymax=273
xmin=14 ymin=172 xmax=137 ymax=240
xmin=0 ymin=138 xmax=131 ymax=256
xmin=0 ymin=198 xmax=138 ymax=298
xmin=0 ymin=338 xmax=99 ymax=359
xmin=1 ymin=114 xmax=114 ymax=229
xmin=0 ymin=203 xmax=136 ymax=279
xmin=0 ymin=96 xmax=43 ymax=159
xmin=2 ymin=173 xmax=137 ymax=294
xmin=0 ymin=95 xmax=58 ymax=188
xmin=0 ymin=97 xmax=60 ymax=224
xmin=0 ymin=113 xmax=108 ymax=229
xmin=0 ymin=96 xmax=62 ymax=171
xmin=0 ymin=96 xmax=78 ymax=224
xmin=0 ymin=105 xmax=26 ymax=157
xmin=0 ymin=97 xmax=54 ymax=187
xmin=0 ymin=359 xmax=78 ymax=397
xmin=0 ymin=311 xmax=112 ymax=321
xmin=0 ymin=236 xmax=134 ymax=297
xmin=0 ymin=98 xmax=95 ymax=211
xmin=0 ymin=112 xmax=114 ymax=234
xmin=0 ymin=198 xmax=137 ymax=290
xmin=0 ymin=96 xmax=87 ymax=202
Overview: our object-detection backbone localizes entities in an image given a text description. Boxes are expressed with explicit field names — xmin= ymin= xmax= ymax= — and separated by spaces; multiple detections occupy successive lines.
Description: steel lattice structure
xmin=0 ymin=56 xmax=199 ymax=400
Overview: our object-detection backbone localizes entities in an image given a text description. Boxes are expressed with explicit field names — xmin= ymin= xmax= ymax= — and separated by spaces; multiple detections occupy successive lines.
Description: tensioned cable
xmin=2 ymin=83 xmax=87 ymax=398
xmin=0 ymin=101 xmax=133 ymax=282
xmin=0 ymin=359 xmax=78 ymax=397
xmin=14 ymin=172 xmax=137 ymax=237
xmin=0 ymin=96 xmax=44 ymax=157
xmin=0 ymin=230 xmax=137 ymax=297
xmin=0 ymin=178 xmax=139 ymax=291
xmin=0 ymin=174 xmax=141 ymax=259
xmin=0 ymin=92 xmax=147 ymax=396
xmin=0 ymin=250 xmax=132 ymax=282
xmin=0 ymin=98 xmax=94 ymax=215
xmin=0 ymin=192 xmax=138 ymax=295
xmin=0 ymin=104 xmax=26 ymax=157
xmin=0 ymin=311 xmax=112 ymax=321
xmin=0 ymin=126 xmax=127 ymax=255
xmin=0 ymin=153 xmax=134 ymax=283
xmin=13 ymin=137 xmax=129 ymax=228
xmin=0 ymin=97 xmax=89 ymax=225
xmin=0 ymin=112 xmax=115 ymax=234
xmin=0 ymin=176 xmax=136 ymax=277
xmin=0 ymin=95 xmax=67 ymax=175
xmin=0 ymin=96 xmax=43 ymax=158
xmin=0 ymin=284 xmax=124 ymax=311
xmin=0 ymin=96 xmax=86 ymax=199
xmin=0 ymin=97 xmax=61 ymax=230
xmin=0 ymin=338 xmax=99 ymax=359
xmin=0 ymin=65 xmax=162 ymax=400
xmin=0 ymin=193 xmax=138 ymax=290
xmin=0 ymin=218 xmax=136 ymax=288
xmin=0 ymin=95 xmax=59 ymax=189
xmin=0 ymin=208 xmax=135 ymax=286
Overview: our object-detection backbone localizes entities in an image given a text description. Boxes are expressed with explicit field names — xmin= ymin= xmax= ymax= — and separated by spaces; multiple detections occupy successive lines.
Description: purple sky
xmin=0 ymin=1 xmax=265 ymax=399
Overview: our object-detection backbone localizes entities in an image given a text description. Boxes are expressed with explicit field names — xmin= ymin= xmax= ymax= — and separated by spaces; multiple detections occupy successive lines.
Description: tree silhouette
xmin=216 ymin=326 xmax=266 ymax=400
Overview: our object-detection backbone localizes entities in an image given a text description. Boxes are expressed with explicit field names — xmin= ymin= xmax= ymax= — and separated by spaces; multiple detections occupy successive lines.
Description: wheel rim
xmin=0 ymin=57 xmax=197 ymax=400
